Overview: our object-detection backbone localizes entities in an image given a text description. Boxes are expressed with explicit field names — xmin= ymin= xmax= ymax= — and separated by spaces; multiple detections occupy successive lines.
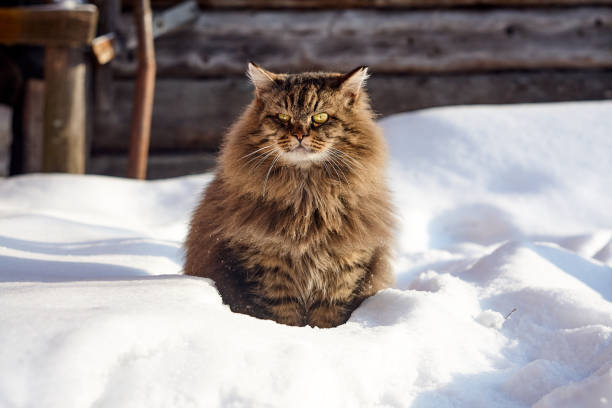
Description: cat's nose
xmin=292 ymin=130 xmax=308 ymax=143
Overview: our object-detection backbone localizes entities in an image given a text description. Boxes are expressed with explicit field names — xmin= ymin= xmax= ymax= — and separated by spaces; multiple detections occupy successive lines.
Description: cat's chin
xmin=281 ymin=147 xmax=326 ymax=167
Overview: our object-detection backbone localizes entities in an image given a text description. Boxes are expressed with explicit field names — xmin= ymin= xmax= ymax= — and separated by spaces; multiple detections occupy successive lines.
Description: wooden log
xmin=367 ymin=70 xmax=612 ymax=115
xmin=0 ymin=5 xmax=98 ymax=47
xmin=92 ymin=70 xmax=612 ymax=153
xmin=94 ymin=77 xmax=252 ymax=152
xmin=88 ymin=151 xmax=217 ymax=179
xmin=42 ymin=46 xmax=87 ymax=173
xmin=113 ymin=7 xmax=612 ymax=77
xmin=122 ymin=0 xmax=612 ymax=9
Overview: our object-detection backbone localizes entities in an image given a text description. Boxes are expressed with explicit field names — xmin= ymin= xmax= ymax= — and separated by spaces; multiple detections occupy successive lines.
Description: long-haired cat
xmin=184 ymin=63 xmax=394 ymax=328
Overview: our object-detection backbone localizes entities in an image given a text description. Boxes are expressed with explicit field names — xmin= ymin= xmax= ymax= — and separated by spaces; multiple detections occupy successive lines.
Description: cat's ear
xmin=339 ymin=66 xmax=369 ymax=100
xmin=247 ymin=62 xmax=278 ymax=94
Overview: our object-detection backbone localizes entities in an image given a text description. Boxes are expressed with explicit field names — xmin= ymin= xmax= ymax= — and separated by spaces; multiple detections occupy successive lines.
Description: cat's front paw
xmin=307 ymin=303 xmax=351 ymax=328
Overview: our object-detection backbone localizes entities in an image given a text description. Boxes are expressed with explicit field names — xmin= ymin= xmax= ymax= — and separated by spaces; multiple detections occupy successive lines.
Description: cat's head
xmin=245 ymin=62 xmax=373 ymax=167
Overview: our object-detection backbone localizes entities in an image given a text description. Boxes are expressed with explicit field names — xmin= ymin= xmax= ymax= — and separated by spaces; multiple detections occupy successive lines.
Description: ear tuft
xmin=340 ymin=66 xmax=369 ymax=95
xmin=247 ymin=62 xmax=277 ymax=92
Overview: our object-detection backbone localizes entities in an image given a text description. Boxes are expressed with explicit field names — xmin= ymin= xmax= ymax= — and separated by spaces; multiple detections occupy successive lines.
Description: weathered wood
xmin=113 ymin=8 xmax=612 ymax=77
xmin=128 ymin=0 xmax=157 ymax=179
xmin=92 ymin=70 xmax=612 ymax=153
xmin=128 ymin=8 xmax=612 ymax=74
xmin=0 ymin=5 xmax=98 ymax=47
xmin=122 ymin=0 xmax=612 ymax=9
xmin=0 ymin=105 xmax=11 ymax=177
xmin=22 ymin=79 xmax=45 ymax=173
xmin=94 ymin=77 xmax=252 ymax=152
xmin=42 ymin=47 xmax=87 ymax=173
xmin=367 ymin=70 xmax=612 ymax=115
xmin=89 ymin=151 xmax=217 ymax=179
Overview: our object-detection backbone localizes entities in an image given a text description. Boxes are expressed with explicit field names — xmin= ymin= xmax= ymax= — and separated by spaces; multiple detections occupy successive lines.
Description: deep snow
xmin=0 ymin=101 xmax=611 ymax=407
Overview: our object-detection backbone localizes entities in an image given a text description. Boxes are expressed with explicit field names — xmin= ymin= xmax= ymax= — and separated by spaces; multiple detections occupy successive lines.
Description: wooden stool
xmin=0 ymin=3 xmax=98 ymax=173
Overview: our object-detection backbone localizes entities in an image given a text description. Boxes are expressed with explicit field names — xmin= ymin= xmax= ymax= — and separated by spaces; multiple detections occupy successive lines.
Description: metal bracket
xmin=92 ymin=33 xmax=116 ymax=65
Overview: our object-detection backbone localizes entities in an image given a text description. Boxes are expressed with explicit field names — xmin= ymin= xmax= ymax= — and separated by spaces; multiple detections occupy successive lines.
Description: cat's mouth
xmin=282 ymin=144 xmax=326 ymax=166
xmin=291 ymin=145 xmax=309 ymax=153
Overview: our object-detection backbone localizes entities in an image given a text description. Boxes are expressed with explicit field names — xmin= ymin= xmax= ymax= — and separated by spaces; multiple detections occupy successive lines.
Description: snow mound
xmin=1 ymin=101 xmax=611 ymax=407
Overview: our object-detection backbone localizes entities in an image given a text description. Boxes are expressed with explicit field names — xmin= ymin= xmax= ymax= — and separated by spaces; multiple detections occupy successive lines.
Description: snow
xmin=1 ymin=101 xmax=611 ymax=407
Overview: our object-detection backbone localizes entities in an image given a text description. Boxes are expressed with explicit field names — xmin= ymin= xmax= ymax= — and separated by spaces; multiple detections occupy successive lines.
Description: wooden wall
xmin=89 ymin=4 xmax=612 ymax=178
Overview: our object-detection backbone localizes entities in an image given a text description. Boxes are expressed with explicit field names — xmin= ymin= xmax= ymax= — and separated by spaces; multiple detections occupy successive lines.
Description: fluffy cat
xmin=184 ymin=63 xmax=394 ymax=328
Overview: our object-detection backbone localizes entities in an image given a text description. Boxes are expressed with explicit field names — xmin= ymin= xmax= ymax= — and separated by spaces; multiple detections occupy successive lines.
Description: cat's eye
xmin=277 ymin=113 xmax=291 ymax=122
xmin=312 ymin=112 xmax=329 ymax=125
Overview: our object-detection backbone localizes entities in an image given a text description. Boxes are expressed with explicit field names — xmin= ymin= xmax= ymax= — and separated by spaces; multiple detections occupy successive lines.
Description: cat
xmin=184 ymin=62 xmax=394 ymax=328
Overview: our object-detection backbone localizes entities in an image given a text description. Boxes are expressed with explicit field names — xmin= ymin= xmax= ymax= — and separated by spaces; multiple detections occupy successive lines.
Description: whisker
xmin=240 ymin=154 xmax=264 ymax=170
xmin=238 ymin=145 xmax=276 ymax=171
xmin=238 ymin=144 xmax=274 ymax=161
xmin=329 ymin=148 xmax=364 ymax=169
xmin=252 ymin=149 xmax=278 ymax=171
xmin=262 ymin=153 xmax=281 ymax=196
xmin=321 ymin=162 xmax=332 ymax=179
xmin=240 ymin=150 xmax=274 ymax=171
xmin=327 ymin=155 xmax=349 ymax=185
xmin=326 ymin=158 xmax=344 ymax=185
xmin=327 ymin=150 xmax=353 ymax=171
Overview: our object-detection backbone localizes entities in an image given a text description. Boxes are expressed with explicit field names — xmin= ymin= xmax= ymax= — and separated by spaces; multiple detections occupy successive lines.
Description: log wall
xmin=114 ymin=8 xmax=612 ymax=77
xmin=94 ymin=70 xmax=612 ymax=154
xmin=90 ymin=5 xmax=612 ymax=178
xmin=123 ymin=0 xmax=612 ymax=8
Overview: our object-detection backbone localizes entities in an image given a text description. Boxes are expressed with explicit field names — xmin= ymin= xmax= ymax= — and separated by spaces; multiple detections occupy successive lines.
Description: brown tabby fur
xmin=184 ymin=63 xmax=394 ymax=328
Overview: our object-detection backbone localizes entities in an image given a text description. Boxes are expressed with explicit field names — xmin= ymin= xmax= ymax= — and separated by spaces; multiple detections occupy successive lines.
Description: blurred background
xmin=1 ymin=0 xmax=611 ymax=179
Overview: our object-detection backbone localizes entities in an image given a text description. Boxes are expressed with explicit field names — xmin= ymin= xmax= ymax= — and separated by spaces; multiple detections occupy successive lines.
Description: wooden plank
xmin=122 ymin=0 xmax=612 ymax=9
xmin=94 ymin=77 xmax=252 ymax=152
xmin=42 ymin=47 xmax=87 ymax=173
xmin=92 ymin=70 xmax=612 ymax=153
xmin=367 ymin=70 xmax=612 ymax=115
xmin=88 ymin=151 xmax=217 ymax=179
xmin=0 ymin=5 xmax=98 ymax=46
xmin=113 ymin=8 xmax=612 ymax=77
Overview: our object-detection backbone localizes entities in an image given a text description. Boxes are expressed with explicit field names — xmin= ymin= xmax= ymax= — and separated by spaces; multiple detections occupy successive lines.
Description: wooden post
xmin=42 ymin=46 xmax=87 ymax=173
xmin=23 ymin=79 xmax=45 ymax=173
xmin=128 ymin=0 xmax=156 ymax=179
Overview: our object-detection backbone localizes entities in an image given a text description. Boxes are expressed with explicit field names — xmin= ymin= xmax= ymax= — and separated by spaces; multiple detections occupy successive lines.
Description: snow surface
xmin=1 ymin=101 xmax=611 ymax=408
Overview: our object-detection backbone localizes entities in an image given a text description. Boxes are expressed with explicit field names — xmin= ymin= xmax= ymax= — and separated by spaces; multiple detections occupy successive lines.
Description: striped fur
xmin=184 ymin=64 xmax=394 ymax=328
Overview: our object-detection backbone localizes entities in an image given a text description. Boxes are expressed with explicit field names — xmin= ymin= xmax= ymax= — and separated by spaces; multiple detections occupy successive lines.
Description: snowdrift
xmin=0 ymin=101 xmax=611 ymax=407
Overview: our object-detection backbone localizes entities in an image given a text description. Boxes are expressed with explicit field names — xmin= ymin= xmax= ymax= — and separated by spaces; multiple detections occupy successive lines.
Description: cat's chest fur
xmin=234 ymin=172 xmax=364 ymax=249
xmin=234 ymin=177 xmax=378 ymax=305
